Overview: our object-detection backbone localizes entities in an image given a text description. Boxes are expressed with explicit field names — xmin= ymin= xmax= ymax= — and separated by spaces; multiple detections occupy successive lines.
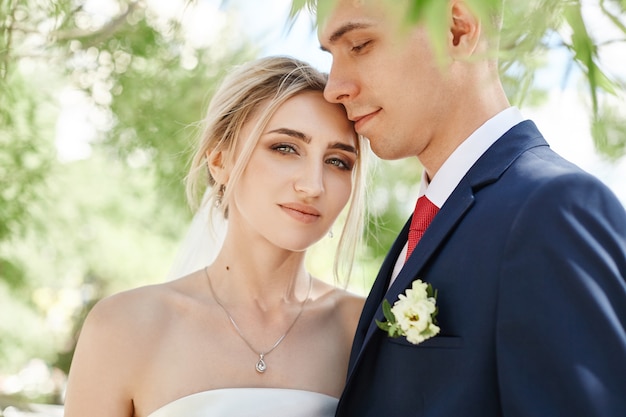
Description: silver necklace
xmin=204 ymin=267 xmax=312 ymax=373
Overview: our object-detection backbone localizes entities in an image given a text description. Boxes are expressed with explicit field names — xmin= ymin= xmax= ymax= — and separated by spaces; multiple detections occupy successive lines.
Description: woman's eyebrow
xmin=330 ymin=142 xmax=357 ymax=154
xmin=266 ymin=128 xmax=311 ymax=143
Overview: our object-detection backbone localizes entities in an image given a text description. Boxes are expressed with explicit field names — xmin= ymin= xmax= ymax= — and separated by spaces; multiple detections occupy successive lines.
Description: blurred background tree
xmin=0 ymin=0 xmax=624 ymax=410
xmin=0 ymin=0 xmax=256 ymax=407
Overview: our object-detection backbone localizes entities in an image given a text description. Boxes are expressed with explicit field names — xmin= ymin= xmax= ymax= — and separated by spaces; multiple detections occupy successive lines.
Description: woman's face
xmin=228 ymin=90 xmax=358 ymax=252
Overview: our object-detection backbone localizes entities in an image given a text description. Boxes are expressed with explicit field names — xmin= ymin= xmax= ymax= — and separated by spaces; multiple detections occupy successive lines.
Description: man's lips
xmin=279 ymin=203 xmax=321 ymax=223
xmin=352 ymin=109 xmax=381 ymax=132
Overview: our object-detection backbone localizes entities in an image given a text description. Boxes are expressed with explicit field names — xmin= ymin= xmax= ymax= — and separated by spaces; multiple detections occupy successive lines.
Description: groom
xmin=315 ymin=0 xmax=626 ymax=415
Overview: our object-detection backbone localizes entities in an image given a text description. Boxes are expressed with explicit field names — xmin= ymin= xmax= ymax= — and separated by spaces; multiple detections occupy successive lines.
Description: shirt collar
xmin=419 ymin=107 xmax=526 ymax=207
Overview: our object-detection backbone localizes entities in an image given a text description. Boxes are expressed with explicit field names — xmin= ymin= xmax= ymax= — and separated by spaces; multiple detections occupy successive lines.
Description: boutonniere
xmin=376 ymin=279 xmax=440 ymax=345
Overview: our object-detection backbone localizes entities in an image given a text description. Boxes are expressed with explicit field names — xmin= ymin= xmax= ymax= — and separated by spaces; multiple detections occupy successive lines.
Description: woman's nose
xmin=294 ymin=160 xmax=324 ymax=197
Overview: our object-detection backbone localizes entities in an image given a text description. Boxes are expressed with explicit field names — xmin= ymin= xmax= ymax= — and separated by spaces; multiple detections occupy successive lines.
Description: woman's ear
xmin=206 ymin=149 xmax=230 ymax=185
xmin=448 ymin=0 xmax=481 ymax=57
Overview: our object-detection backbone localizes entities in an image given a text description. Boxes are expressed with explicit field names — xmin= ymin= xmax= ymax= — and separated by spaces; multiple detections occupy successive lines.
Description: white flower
xmin=376 ymin=279 xmax=440 ymax=345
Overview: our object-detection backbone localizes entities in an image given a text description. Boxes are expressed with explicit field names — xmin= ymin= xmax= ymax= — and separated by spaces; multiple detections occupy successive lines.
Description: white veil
xmin=166 ymin=195 xmax=228 ymax=281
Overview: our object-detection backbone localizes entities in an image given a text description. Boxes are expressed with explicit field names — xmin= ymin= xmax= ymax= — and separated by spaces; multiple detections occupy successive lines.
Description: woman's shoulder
xmin=83 ymin=272 xmax=204 ymax=341
xmin=311 ymin=277 xmax=363 ymax=301
xmin=310 ymin=278 xmax=365 ymax=326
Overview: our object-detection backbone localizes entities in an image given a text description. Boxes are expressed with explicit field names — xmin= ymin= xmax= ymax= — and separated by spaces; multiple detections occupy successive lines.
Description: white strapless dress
xmin=147 ymin=388 xmax=339 ymax=417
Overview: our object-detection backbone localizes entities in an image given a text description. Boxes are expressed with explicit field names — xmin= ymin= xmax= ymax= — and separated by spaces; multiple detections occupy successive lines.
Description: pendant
xmin=256 ymin=354 xmax=267 ymax=373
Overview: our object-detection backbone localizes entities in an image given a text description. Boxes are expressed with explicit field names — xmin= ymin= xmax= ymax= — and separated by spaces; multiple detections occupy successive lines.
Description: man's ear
xmin=448 ymin=0 xmax=481 ymax=57
xmin=206 ymin=149 xmax=230 ymax=185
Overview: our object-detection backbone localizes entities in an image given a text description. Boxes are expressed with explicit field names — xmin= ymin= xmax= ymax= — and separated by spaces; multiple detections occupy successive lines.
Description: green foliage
xmin=498 ymin=0 xmax=563 ymax=108
xmin=0 ymin=152 xmax=194 ymax=375
xmin=0 ymin=48 xmax=59 ymax=375
xmin=0 ymin=0 xmax=257 ymax=383
xmin=0 ymin=283 xmax=55 ymax=373
xmin=52 ymin=3 xmax=258 ymax=217
xmin=0 ymin=61 xmax=57 ymax=313
xmin=105 ymin=45 xmax=255 ymax=217
xmin=564 ymin=2 xmax=617 ymax=109
xmin=591 ymin=101 xmax=626 ymax=159
xmin=0 ymin=74 xmax=56 ymax=244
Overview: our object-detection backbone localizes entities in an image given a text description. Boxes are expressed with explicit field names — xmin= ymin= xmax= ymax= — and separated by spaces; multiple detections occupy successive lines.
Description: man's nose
xmin=323 ymin=62 xmax=358 ymax=105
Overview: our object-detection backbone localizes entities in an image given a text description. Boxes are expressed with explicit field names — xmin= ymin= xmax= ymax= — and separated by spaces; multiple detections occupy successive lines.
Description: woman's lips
xmin=279 ymin=203 xmax=321 ymax=224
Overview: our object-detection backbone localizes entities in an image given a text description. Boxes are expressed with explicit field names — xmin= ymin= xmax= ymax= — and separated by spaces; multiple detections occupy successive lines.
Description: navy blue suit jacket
xmin=336 ymin=121 xmax=626 ymax=416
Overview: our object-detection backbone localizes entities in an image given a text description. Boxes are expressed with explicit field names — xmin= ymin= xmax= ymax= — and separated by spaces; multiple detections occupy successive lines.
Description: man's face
xmin=318 ymin=0 xmax=454 ymax=161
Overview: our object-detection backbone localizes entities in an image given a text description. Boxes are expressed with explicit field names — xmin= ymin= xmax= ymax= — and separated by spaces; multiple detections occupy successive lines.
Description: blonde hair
xmin=186 ymin=56 xmax=369 ymax=285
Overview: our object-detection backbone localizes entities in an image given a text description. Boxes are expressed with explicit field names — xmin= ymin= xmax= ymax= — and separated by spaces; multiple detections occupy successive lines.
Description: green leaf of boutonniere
xmin=376 ymin=299 xmax=404 ymax=338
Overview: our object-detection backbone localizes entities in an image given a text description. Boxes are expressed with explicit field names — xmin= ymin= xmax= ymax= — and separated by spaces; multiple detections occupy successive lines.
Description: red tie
xmin=406 ymin=196 xmax=439 ymax=261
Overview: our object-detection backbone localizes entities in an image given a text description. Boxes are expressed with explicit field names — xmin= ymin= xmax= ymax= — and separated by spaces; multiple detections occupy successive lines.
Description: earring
xmin=328 ymin=229 xmax=334 ymax=239
xmin=215 ymin=184 xmax=225 ymax=208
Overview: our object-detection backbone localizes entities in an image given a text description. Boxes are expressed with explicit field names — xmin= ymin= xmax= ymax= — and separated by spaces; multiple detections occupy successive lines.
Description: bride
xmin=63 ymin=56 xmax=369 ymax=417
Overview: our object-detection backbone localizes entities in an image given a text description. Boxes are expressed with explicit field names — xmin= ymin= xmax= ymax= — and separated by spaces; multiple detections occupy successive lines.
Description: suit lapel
xmin=345 ymin=121 xmax=549 ymax=383
xmin=361 ymin=186 xmax=475 ymax=347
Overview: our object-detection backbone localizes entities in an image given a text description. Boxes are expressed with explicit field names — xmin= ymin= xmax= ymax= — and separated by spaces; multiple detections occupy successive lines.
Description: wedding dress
xmin=146 ymin=388 xmax=338 ymax=417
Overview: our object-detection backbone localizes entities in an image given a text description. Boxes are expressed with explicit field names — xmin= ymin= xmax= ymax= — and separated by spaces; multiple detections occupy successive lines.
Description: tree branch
xmin=49 ymin=1 xmax=141 ymax=43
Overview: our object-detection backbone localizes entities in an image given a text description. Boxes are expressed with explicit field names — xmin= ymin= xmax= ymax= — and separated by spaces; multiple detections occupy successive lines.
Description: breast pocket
xmin=387 ymin=335 xmax=462 ymax=349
